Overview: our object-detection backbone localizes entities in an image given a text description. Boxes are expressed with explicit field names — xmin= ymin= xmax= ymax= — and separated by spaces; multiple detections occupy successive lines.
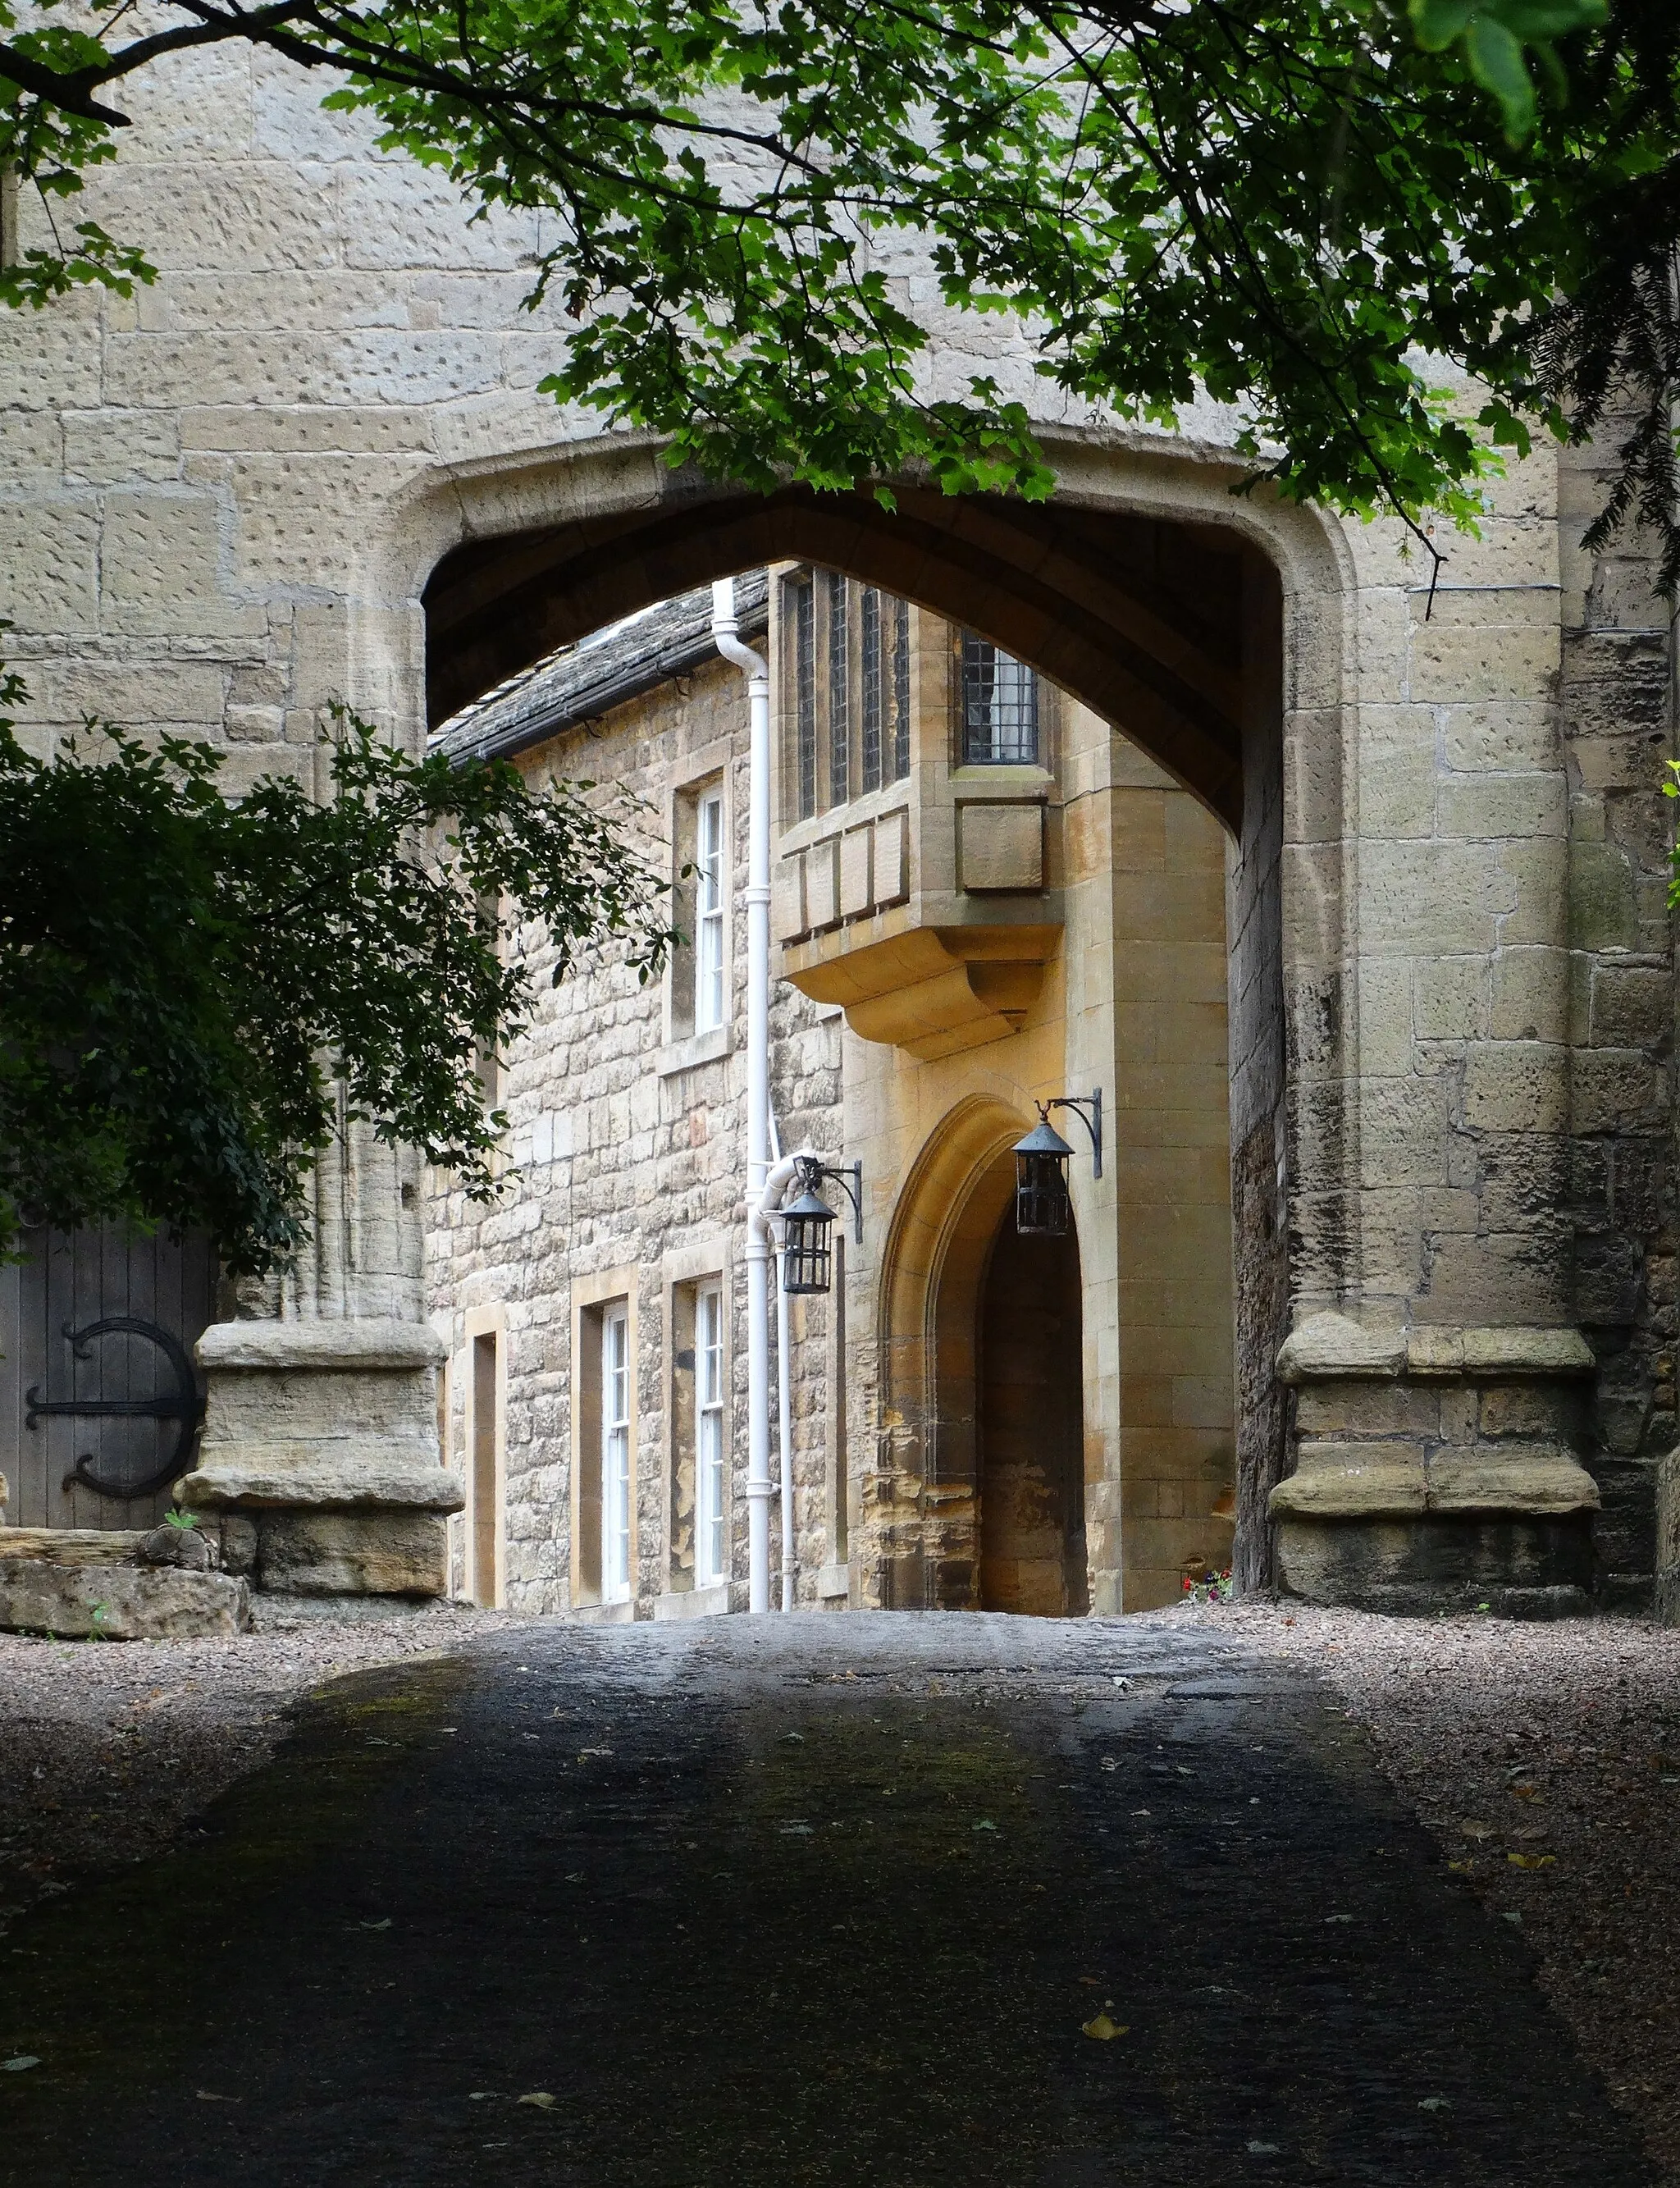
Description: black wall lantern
xmin=1013 ymin=1092 xmax=1102 ymax=1236
xmin=780 ymin=1156 xmax=864 ymax=1295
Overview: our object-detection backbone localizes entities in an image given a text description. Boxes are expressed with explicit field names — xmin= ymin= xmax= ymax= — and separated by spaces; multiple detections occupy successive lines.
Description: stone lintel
xmin=1278 ymin=1313 xmax=1596 ymax=1386
xmin=196 ymin=1317 xmax=448 ymax=1373
xmin=176 ymin=1463 xmax=465 ymax=1513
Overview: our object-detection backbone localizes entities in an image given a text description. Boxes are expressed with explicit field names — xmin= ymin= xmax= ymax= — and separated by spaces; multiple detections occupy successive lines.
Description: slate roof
xmin=430 ymin=570 xmax=770 ymax=765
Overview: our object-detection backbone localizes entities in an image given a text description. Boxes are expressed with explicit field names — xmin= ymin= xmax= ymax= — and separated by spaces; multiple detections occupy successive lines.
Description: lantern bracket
xmin=1042 ymin=1091 xmax=1102 ymax=1180
xmin=794 ymin=1154 xmax=864 ymax=1245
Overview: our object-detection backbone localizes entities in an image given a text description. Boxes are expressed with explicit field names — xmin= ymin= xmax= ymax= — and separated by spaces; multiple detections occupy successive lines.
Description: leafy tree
xmin=0 ymin=0 xmax=1666 ymax=1268
xmin=2 ymin=0 xmax=1669 ymax=573
xmin=0 ymin=673 xmax=672 ymax=1272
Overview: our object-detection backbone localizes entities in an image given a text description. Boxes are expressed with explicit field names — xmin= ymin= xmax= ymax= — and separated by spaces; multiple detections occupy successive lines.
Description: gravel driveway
xmin=3 ymin=1600 xmax=1678 ymax=2178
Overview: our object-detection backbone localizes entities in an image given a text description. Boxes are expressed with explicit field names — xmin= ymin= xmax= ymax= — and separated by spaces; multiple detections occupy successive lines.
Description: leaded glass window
xmin=961 ymin=633 xmax=1039 ymax=765
xmin=827 ymin=570 xmax=849 ymax=806
xmin=861 ymin=586 xmax=883 ymax=794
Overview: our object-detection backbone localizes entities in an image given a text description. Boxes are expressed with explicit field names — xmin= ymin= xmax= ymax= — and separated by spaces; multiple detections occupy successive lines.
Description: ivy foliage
xmin=3 ymin=0 xmax=1673 ymax=570
xmin=0 ymin=678 xmax=673 ymax=1272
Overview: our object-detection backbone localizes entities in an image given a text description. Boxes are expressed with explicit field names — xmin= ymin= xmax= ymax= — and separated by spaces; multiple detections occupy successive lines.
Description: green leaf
xmin=1409 ymin=0 xmax=1476 ymax=53
xmin=0 ymin=672 xmax=673 ymax=1272
xmin=1466 ymin=16 xmax=1537 ymax=139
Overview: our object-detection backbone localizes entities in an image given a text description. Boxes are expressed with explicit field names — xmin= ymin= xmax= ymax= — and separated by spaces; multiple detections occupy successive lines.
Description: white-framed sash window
xmin=603 ymin=1304 xmax=632 ymax=1601
xmin=695 ymin=791 xmax=726 ymax=1034
xmin=696 ymin=1281 xmax=727 ymax=1586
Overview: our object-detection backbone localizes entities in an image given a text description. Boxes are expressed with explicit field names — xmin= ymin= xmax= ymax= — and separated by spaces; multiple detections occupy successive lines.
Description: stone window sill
xmin=654 ymin=1583 xmax=733 ymax=1620
xmin=658 ymin=1025 xmax=732 ymax=1079
xmin=573 ymin=1596 xmax=636 ymax=1624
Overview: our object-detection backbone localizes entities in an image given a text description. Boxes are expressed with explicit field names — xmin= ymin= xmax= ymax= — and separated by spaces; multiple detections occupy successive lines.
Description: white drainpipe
xmin=776 ymin=1253 xmax=795 ymax=1611
xmin=712 ymin=578 xmax=774 ymax=1615
xmin=767 ymin=1112 xmax=797 ymax=1613
xmin=758 ymin=1140 xmax=815 ymax=1614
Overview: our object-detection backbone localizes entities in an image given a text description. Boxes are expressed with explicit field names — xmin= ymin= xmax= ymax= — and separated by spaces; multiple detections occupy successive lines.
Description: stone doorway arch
xmin=875 ymin=1095 xmax=1030 ymax=1610
xmin=871 ymin=1093 xmax=1089 ymax=1618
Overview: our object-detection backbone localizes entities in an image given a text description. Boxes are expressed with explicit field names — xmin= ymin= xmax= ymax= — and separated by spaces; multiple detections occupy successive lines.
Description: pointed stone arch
xmin=387 ymin=427 xmax=1356 ymax=1598
xmin=420 ymin=467 xmax=1269 ymax=830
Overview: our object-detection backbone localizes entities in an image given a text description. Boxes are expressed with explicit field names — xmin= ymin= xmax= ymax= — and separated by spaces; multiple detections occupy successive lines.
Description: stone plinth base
xmin=1270 ymin=1315 xmax=1600 ymax=1616
xmin=182 ymin=1318 xmax=463 ymax=1601
xmin=1654 ymin=1446 xmax=1680 ymax=1625
xmin=1276 ymin=1516 xmax=1592 ymax=1618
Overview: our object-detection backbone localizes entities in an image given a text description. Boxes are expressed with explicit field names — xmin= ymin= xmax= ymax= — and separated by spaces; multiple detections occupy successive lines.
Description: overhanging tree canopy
xmin=2 ymin=0 xmax=1670 ymax=1270
xmin=2 ymin=0 xmax=1671 ymax=571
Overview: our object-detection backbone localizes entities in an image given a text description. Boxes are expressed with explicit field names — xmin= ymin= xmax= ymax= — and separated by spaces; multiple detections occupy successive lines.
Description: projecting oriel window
xmin=961 ymin=633 xmax=1039 ymax=765
xmin=694 ymin=791 xmax=726 ymax=1034
xmin=696 ymin=1281 xmax=727 ymax=1587
xmin=602 ymin=1304 xmax=632 ymax=1601
xmin=783 ymin=570 xmax=915 ymax=816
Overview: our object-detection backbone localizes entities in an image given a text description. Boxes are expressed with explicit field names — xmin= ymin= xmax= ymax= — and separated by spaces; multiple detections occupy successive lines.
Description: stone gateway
xmin=0 ymin=41 xmax=1673 ymax=1622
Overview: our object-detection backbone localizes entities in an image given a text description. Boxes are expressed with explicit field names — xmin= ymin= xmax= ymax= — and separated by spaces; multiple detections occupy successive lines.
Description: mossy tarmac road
xmin=0 ymin=1613 xmax=1657 ymax=2186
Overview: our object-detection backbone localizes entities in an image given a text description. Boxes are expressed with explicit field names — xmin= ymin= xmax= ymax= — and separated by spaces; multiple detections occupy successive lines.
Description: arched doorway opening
xmin=874 ymin=1106 xmax=1090 ymax=1616
xmin=978 ymin=1205 xmax=1087 ymax=1617
xmin=409 ymin=447 xmax=1352 ymax=1606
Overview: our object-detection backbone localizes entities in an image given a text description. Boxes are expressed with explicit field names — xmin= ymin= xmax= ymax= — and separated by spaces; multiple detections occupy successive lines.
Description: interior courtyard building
xmin=0 ymin=43 xmax=1677 ymax=1628
xmin=427 ymin=567 xmax=1237 ymax=1618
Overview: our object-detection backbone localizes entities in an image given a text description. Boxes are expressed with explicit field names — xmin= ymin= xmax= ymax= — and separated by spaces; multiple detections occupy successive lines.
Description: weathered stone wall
xmin=1271 ymin=440 xmax=1675 ymax=1615
xmin=1228 ymin=557 xmax=1290 ymax=1591
xmin=2 ymin=33 xmax=1674 ymax=1615
xmin=1556 ymin=435 xmax=1678 ymax=1606
xmin=426 ymin=651 xmax=842 ymax=1615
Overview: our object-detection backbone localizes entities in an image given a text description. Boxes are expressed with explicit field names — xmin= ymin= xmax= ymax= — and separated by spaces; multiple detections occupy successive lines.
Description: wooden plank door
xmin=0 ymin=1226 xmax=216 ymax=1531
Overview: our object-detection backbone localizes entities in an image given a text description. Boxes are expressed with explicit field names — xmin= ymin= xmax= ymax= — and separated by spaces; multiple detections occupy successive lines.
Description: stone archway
xmin=422 ymin=476 xmax=1258 ymax=829
xmin=188 ymin=427 xmax=1368 ymax=1615
xmin=399 ymin=443 xmax=1321 ymax=1592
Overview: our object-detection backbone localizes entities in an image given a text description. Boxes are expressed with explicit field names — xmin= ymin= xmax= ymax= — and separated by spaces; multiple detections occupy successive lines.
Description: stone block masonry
xmin=0 ymin=34 xmax=1673 ymax=1615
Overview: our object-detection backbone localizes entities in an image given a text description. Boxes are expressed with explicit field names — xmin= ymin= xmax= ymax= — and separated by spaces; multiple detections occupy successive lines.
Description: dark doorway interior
xmin=977 ymin=1213 xmax=1087 ymax=1615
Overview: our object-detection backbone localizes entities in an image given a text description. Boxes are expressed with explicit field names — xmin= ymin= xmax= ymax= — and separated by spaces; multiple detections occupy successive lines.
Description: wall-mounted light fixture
xmin=780 ymin=1155 xmax=864 ymax=1295
xmin=1013 ymin=1092 xmax=1102 ymax=1236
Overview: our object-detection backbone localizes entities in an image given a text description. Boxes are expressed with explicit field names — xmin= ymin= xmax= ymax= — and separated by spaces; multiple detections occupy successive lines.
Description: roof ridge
xmin=432 ymin=570 xmax=770 ymax=765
